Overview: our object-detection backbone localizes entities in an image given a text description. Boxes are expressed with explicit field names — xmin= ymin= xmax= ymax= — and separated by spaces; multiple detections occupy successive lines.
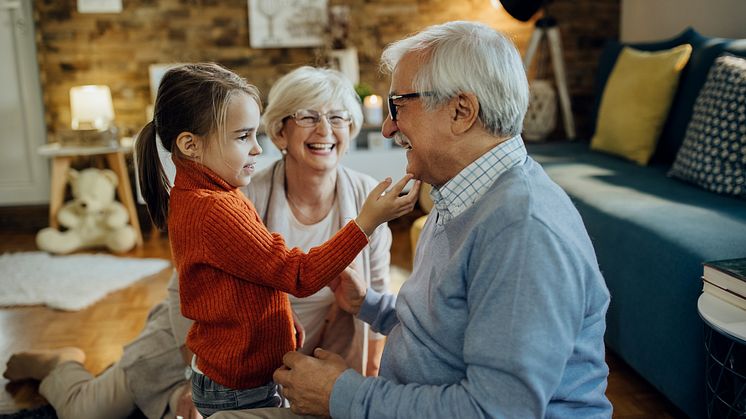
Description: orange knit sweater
xmin=168 ymin=158 xmax=368 ymax=389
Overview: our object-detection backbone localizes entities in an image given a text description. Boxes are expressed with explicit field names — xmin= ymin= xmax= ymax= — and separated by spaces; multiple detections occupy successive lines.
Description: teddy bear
xmin=36 ymin=167 xmax=137 ymax=254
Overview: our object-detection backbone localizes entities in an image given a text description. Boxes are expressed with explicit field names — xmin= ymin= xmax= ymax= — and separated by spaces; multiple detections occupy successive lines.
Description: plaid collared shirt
xmin=430 ymin=135 xmax=527 ymax=225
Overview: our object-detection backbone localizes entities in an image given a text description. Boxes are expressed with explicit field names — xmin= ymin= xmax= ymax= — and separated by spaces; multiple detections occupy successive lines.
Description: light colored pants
xmin=211 ymin=408 xmax=321 ymax=419
xmin=39 ymin=360 xmax=184 ymax=419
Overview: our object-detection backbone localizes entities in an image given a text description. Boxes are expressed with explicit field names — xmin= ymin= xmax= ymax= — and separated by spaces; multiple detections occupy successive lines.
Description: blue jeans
xmin=191 ymin=371 xmax=282 ymax=417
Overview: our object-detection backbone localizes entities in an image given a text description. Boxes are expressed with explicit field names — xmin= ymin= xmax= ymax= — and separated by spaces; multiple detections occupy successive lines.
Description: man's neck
xmin=434 ymin=131 xmax=513 ymax=187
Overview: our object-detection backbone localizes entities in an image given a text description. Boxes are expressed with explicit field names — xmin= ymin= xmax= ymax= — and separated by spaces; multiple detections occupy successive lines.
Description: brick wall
xmin=33 ymin=0 xmax=619 ymax=140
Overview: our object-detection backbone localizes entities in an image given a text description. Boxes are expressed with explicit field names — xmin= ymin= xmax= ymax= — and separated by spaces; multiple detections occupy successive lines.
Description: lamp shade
xmin=70 ymin=85 xmax=115 ymax=130
xmin=499 ymin=0 xmax=545 ymax=22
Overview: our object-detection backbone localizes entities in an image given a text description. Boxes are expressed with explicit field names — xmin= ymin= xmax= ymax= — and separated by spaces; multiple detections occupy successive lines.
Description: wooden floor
xmin=0 ymin=214 xmax=685 ymax=418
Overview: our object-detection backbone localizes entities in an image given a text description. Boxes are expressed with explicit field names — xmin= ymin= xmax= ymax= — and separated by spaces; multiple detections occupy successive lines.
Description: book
xmin=702 ymin=280 xmax=746 ymax=311
xmin=703 ymin=258 xmax=746 ymax=298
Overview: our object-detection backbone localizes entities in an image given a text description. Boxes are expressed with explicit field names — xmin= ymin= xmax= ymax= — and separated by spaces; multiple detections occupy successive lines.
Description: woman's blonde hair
xmin=262 ymin=66 xmax=363 ymax=149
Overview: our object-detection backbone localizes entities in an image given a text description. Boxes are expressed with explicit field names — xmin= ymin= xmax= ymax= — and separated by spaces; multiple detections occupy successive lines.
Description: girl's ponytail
xmin=135 ymin=121 xmax=170 ymax=231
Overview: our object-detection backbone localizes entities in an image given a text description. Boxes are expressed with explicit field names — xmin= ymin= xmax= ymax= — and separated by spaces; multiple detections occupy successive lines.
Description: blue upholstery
xmin=527 ymin=142 xmax=746 ymax=418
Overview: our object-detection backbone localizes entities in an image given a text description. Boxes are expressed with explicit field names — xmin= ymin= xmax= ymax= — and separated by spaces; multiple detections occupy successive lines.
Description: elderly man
xmin=215 ymin=20 xmax=612 ymax=419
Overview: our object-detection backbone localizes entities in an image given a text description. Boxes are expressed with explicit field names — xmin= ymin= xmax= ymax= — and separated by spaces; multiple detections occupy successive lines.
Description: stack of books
xmin=702 ymin=258 xmax=746 ymax=310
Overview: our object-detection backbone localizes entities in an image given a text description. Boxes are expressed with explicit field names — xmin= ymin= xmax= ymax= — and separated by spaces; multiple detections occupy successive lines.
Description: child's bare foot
xmin=3 ymin=347 xmax=85 ymax=381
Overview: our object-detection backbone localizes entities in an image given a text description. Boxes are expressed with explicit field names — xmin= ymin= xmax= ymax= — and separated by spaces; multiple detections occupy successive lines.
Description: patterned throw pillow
xmin=669 ymin=55 xmax=746 ymax=198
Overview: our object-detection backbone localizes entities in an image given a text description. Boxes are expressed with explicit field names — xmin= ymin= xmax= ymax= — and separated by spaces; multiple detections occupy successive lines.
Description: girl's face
xmin=277 ymin=103 xmax=351 ymax=174
xmin=201 ymin=92 xmax=262 ymax=188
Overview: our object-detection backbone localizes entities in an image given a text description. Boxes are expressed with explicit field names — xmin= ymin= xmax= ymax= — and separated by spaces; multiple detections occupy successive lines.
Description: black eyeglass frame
xmin=387 ymin=92 xmax=434 ymax=121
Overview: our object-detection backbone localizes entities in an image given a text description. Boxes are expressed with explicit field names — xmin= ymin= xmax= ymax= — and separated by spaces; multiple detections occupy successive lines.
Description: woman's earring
xmin=281 ymin=148 xmax=287 ymax=156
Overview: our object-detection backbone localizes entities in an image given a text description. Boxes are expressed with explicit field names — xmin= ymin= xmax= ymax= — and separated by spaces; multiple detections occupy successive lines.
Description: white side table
xmin=698 ymin=293 xmax=746 ymax=417
xmin=37 ymin=140 xmax=143 ymax=247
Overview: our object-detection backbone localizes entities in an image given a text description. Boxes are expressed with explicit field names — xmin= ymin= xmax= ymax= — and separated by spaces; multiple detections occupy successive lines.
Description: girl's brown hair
xmin=135 ymin=63 xmax=261 ymax=230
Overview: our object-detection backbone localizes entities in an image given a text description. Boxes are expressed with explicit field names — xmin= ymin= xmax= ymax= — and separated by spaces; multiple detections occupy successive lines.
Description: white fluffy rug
xmin=0 ymin=251 xmax=171 ymax=311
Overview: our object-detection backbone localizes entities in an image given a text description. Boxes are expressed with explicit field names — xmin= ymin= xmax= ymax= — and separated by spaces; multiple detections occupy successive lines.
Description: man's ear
xmin=450 ymin=93 xmax=480 ymax=135
xmin=175 ymin=132 xmax=200 ymax=158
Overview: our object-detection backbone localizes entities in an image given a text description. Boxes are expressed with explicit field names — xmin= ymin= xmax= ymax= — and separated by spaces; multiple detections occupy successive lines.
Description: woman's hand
xmin=328 ymin=267 xmax=367 ymax=315
xmin=292 ymin=310 xmax=306 ymax=350
xmin=174 ymin=383 xmax=202 ymax=419
xmin=355 ymin=175 xmax=421 ymax=236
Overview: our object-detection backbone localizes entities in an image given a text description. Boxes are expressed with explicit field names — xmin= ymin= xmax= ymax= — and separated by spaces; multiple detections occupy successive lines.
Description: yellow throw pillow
xmin=591 ymin=45 xmax=692 ymax=165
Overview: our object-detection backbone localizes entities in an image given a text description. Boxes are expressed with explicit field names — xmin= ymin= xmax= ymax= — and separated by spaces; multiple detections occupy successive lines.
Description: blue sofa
xmin=527 ymin=29 xmax=746 ymax=418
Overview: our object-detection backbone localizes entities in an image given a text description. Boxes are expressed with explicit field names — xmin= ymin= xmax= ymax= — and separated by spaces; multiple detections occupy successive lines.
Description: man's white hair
xmin=381 ymin=21 xmax=529 ymax=137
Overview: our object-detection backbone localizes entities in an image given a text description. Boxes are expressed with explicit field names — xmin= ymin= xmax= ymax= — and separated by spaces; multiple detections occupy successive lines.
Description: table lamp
xmin=70 ymin=85 xmax=115 ymax=130
xmin=62 ymin=85 xmax=117 ymax=146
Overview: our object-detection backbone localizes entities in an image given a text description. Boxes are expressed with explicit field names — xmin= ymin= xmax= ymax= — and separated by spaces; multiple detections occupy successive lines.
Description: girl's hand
xmin=292 ymin=310 xmax=306 ymax=350
xmin=355 ymin=175 xmax=421 ymax=236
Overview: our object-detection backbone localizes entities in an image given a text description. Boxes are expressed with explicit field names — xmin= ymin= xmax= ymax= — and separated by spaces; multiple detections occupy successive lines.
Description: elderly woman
xmin=244 ymin=66 xmax=390 ymax=376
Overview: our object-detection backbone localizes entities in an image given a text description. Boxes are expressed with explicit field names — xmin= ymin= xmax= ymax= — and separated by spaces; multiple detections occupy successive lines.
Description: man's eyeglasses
xmin=289 ymin=109 xmax=351 ymax=129
xmin=387 ymin=92 xmax=433 ymax=121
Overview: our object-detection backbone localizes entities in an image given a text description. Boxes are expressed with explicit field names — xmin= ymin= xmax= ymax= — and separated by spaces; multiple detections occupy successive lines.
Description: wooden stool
xmin=38 ymin=142 xmax=144 ymax=247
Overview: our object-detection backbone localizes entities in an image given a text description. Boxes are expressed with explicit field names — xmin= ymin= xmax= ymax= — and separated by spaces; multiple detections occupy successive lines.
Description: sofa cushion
xmin=653 ymin=39 xmax=746 ymax=164
xmin=591 ymin=45 xmax=692 ymax=165
xmin=669 ymin=54 xmax=746 ymax=198
xmin=592 ymin=28 xmax=706 ymax=137
xmin=591 ymin=28 xmax=746 ymax=164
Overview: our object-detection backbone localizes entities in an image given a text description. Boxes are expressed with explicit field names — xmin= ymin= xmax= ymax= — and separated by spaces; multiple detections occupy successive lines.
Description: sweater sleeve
xmin=202 ymin=194 xmax=368 ymax=298
xmin=357 ymin=288 xmax=399 ymax=335
xmin=331 ymin=219 xmax=594 ymax=419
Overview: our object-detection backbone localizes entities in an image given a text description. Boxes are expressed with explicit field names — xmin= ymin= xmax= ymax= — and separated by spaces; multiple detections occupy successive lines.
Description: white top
xmin=698 ymin=292 xmax=746 ymax=344
xmin=285 ymin=199 xmax=339 ymax=350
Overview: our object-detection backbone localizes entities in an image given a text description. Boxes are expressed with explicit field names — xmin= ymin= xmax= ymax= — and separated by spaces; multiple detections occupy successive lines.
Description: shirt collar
xmin=430 ymin=135 xmax=527 ymax=224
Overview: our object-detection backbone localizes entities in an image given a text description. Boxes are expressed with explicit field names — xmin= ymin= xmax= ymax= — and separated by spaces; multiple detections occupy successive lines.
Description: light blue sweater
xmin=330 ymin=157 xmax=612 ymax=418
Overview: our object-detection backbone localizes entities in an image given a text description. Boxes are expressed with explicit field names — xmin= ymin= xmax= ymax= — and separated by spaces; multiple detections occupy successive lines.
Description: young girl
xmin=135 ymin=63 xmax=419 ymax=416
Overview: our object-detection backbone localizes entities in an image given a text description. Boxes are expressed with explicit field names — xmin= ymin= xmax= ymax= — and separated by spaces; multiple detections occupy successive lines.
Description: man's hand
xmin=328 ymin=267 xmax=367 ymax=315
xmin=273 ymin=348 xmax=349 ymax=416
xmin=174 ymin=382 xmax=202 ymax=419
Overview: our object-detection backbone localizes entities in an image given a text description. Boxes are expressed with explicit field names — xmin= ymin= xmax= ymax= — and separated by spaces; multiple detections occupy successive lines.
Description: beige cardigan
xmin=244 ymin=159 xmax=392 ymax=373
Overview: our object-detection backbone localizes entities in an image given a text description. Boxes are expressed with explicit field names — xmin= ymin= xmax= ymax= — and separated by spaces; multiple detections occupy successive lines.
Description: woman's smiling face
xmin=279 ymin=103 xmax=351 ymax=174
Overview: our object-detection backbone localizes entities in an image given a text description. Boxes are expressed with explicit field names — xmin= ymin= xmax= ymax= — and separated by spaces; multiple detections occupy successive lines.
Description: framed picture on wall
xmin=328 ymin=48 xmax=359 ymax=85
xmin=248 ymin=0 xmax=328 ymax=48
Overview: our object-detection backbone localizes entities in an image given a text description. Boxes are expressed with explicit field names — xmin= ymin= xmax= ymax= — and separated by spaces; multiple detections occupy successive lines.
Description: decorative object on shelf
xmin=36 ymin=168 xmax=138 ymax=255
xmin=329 ymin=48 xmax=359 ymax=85
xmin=63 ymin=85 xmax=117 ymax=146
xmin=498 ymin=0 xmax=576 ymax=139
xmin=363 ymin=94 xmax=383 ymax=126
xmin=248 ymin=0 xmax=327 ymax=48
xmin=354 ymin=83 xmax=373 ymax=103
xmin=367 ymin=131 xmax=390 ymax=151
xmin=523 ymin=80 xmax=557 ymax=142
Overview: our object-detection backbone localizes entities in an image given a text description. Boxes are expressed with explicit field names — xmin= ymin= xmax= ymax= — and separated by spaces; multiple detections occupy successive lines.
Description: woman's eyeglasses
xmin=289 ymin=109 xmax=351 ymax=129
